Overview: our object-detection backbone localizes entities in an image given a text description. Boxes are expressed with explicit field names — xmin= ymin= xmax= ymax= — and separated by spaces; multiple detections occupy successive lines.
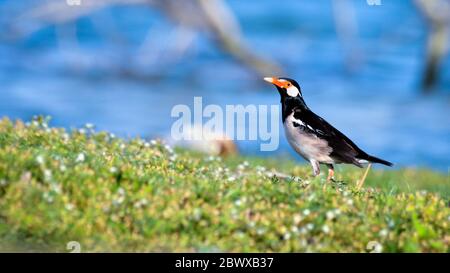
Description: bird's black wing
xmin=292 ymin=108 xmax=367 ymax=166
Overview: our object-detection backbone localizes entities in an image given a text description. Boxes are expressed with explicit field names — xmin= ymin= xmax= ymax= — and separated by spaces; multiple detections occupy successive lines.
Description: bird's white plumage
xmin=293 ymin=120 xmax=305 ymax=127
xmin=286 ymin=86 xmax=299 ymax=97
xmin=284 ymin=112 xmax=334 ymax=164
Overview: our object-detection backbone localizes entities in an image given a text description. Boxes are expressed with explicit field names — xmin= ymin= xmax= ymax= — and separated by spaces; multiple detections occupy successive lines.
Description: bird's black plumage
xmin=266 ymin=77 xmax=393 ymax=171
xmin=291 ymin=102 xmax=392 ymax=167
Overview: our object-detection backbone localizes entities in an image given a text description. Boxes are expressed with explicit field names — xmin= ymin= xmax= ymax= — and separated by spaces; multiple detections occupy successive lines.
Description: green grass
xmin=0 ymin=117 xmax=448 ymax=252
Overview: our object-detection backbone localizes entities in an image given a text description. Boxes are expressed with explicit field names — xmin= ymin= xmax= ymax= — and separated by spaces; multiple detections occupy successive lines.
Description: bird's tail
xmin=366 ymin=155 xmax=393 ymax=167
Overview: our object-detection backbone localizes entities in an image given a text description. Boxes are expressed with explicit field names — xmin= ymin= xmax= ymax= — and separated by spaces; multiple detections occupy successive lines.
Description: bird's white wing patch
xmin=292 ymin=117 xmax=327 ymax=136
xmin=293 ymin=119 xmax=305 ymax=127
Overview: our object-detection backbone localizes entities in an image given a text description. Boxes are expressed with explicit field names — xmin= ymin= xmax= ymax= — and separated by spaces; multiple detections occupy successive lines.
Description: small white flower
xmin=150 ymin=140 xmax=157 ymax=145
xmin=326 ymin=211 xmax=335 ymax=220
xmin=112 ymin=196 xmax=125 ymax=206
xmin=51 ymin=183 xmax=61 ymax=194
xmin=367 ymin=241 xmax=383 ymax=253
xmin=379 ymin=229 xmax=388 ymax=237
xmin=255 ymin=166 xmax=266 ymax=172
xmin=237 ymin=161 xmax=250 ymax=170
xmin=283 ymin=232 xmax=291 ymax=240
xmin=227 ymin=176 xmax=236 ymax=182
xmin=300 ymin=239 xmax=308 ymax=247
xmin=231 ymin=209 xmax=238 ymax=219
xmin=62 ymin=133 xmax=70 ymax=141
xmin=306 ymin=223 xmax=314 ymax=230
xmin=78 ymin=128 xmax=86 ymax=134
xmin=388 ymin=220 xmax=395 ymax=228
xmin=44 ymin=169 xmax=52 ymax=180
xmin=322 ymin=225 xmax=330 ymax=234
xmin=234 ymin=199 xmax=242 ymax=206
xmin=346 ymin=199 xmax=354 ymax=206
xmin=36 ymin=155 xmax=45 ymax=165
xmin=144 ymin=142 xmax=150 ymax=148
xmin=65 ymin=203 xmax=75 ymax=211
xmin=164 ymin=144 xmax=173 ymax=153
xmin=110 ymin=167 xmax=118 ymax=173
xmin=193 ymin=208 xmax=202 ymax=221
xmin=85 ymin=123 xmax=94 ymax=129
xmin=43 ymin=192 xmax=54 ymax=203
xmin=60 ymin=164 xmax=67 ymax=172
xmin=76 ymin=153 xmax=85 ymax=162
xmin=291 ymin=226 xmax=299 ymax=233
xmin=303 ymin=209 xmax=311 ymax=216
xmin=120 ymin=143 xmax=126 ymax=150
xmin=0 ymin=179 xmax=7 ymax=186
xmin=109 ymin=133 xmax=116 ymax=139
xmin=139 ymin=198 xmax=148 ymax=206
xmin=117 ymin=187 xmax=126 ymax=196
xmin=293 ymin=214 xmax=302 ymax=224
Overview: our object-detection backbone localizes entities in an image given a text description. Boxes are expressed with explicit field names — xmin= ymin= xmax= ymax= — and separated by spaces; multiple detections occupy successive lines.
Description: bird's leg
xmin=310 ymin=160 xmax=320 ymax=176
xmin=326 ymin=164 xmax=335 ymax=181
xmin=323 ymin=164 xmax=334 ymax=191
xmin=356 ymin=163 xmax=372 ymax=191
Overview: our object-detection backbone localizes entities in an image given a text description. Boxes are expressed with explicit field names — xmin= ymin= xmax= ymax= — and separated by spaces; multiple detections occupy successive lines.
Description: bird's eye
xmin=286 ymin=83 xmax=292 ymax=87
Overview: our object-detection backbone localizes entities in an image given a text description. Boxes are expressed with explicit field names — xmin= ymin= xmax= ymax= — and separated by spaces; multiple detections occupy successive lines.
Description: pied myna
xmin=264 ymin=77 xmax=393 ymax=188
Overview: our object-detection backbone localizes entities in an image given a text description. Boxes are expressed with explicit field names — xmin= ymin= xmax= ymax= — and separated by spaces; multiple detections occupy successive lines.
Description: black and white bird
xmin=264 ymin=77 xmax=393 ymax=186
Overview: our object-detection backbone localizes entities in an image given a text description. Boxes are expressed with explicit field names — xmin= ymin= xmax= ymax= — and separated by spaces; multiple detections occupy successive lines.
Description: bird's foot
xmin=323 ymin=177 xmax=348 ymax=193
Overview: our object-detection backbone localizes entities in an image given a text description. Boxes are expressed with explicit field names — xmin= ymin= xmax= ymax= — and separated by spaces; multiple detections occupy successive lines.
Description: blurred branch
xmin=331 ymin=0 xmax=362 ymax=72
xmin=8 ymin=0 xmax=282 ymax=78
xmin=197 ymin=0 xmax=282 ymax=76
xmin=415 ymin=0 xmax=450 ymax=92
xmin=11 ymin=0 xmax=147 ymax=38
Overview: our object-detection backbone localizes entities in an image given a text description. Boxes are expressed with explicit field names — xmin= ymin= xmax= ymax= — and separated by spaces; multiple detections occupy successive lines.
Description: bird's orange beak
xmin=263 ymin=77 xmax=289 ymax=88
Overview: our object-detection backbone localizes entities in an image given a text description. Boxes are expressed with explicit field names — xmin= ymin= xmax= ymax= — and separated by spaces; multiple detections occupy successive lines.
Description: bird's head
xmin=263 ymin=77 xmax=302 ymax=98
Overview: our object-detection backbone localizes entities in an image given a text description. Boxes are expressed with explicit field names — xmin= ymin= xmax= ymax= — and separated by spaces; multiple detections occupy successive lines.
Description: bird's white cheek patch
xmin=287 ymin=86 xmax=299 ymax=97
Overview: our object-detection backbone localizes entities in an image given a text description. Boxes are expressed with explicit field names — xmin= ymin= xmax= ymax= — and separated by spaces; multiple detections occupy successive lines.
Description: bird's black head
xmin=263 ymin=77 xmax=303 ymax=99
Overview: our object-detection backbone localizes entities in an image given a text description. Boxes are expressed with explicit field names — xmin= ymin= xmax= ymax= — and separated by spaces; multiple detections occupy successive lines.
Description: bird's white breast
xmin=284 ymin=113 xmax=334 ymax=164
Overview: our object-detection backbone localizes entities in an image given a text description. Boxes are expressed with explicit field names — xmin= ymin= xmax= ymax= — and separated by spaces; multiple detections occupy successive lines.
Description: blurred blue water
xmin=0 ymin=0 xmax=449 ymax=171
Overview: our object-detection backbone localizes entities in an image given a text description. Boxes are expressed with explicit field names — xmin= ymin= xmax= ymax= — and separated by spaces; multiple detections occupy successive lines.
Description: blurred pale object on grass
xmin=167 ymin=124 xmax=238 ymax=157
